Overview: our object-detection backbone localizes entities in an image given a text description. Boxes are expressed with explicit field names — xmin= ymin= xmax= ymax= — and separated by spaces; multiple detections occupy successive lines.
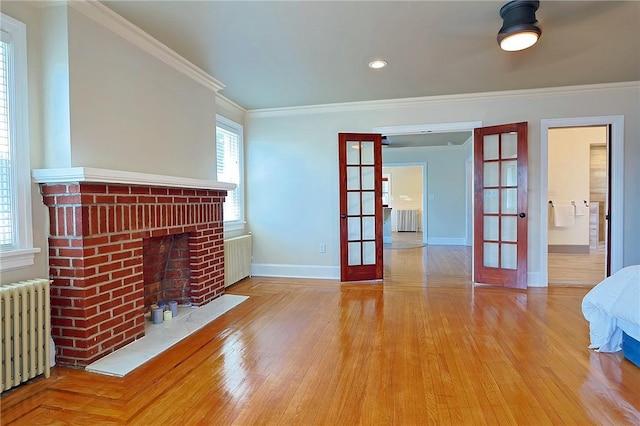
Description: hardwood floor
xmin=384 ymin=231 xmax=425 ymax=249
xmin=548 ymin=247 xmax=606 ymax=286
xmin=2 ymin=246 xmax=639 ymax=425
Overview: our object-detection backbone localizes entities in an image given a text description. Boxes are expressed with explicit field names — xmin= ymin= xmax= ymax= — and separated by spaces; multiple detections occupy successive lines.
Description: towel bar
xmin=549 ymin=200 xmax=583 ymax=208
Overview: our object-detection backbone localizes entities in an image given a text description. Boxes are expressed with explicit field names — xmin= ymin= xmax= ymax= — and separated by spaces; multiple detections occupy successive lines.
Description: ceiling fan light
xmin=499 ymin=30 xmax=540 ymax=51
xmin=498 ymin=0 xmax=541 ymax=52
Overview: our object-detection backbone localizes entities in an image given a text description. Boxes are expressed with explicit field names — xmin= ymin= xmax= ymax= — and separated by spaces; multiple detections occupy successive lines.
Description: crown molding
xmin=67 ymin=0 xmax=224 ymax=93
xmin=32 ymin=167 xmax=236 ymax=191
xmin=247 ymin=81 xmax=640 ymax=118
xmin=216 ymin=93 xmax=247 ymax=114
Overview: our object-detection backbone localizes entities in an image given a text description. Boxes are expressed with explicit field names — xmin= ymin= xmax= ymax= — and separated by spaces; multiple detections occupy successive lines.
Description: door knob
xmin=340 ymin=214 xmax=347 ymax=219
xmin=519 ymin=212 xmax=526 ymax=218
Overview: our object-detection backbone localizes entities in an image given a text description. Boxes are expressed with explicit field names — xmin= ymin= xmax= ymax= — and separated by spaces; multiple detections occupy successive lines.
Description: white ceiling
xmin=101 ymin=1 xmax=640 ymax=111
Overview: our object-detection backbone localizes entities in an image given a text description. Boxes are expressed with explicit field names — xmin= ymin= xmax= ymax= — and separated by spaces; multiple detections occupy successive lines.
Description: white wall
xmin=245 ymin=83 xmax=640 ymax=283
xmin=64 ymin=7 xmax=218 ymax=180
xmin=548 ymin=127 xmax=605 ymax=246
xmin=40 ymin=4 xmax=71 ymax=169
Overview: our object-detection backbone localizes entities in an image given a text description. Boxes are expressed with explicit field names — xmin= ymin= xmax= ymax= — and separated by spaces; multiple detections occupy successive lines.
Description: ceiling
xmin=101 ymin=1 xmax=640 ymax=111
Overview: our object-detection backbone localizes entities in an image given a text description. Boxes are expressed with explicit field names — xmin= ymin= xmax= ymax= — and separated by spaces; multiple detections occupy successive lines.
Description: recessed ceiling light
xmin=368 ymin=60 xmax=387 ymax=69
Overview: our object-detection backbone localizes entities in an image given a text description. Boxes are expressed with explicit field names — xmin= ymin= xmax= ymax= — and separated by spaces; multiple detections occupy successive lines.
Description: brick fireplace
xmin=33 ymin=168 xmax=234 ymax=367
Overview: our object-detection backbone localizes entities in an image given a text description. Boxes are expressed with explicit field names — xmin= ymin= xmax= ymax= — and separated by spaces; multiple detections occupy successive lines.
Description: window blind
xmin=0 ymin=39 xmax=13 ymax=248
xmin=216 ymin=124 xmax=241 ymax=222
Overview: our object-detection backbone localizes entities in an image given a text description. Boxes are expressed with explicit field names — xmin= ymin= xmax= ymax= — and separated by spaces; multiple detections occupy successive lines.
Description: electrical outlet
xmin=319 ymin=243 xmax=326 ymax=253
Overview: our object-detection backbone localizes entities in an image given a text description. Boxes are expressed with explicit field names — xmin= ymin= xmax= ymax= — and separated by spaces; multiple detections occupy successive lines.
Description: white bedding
xmin=581 ymin=265 xmax=640 ymax=352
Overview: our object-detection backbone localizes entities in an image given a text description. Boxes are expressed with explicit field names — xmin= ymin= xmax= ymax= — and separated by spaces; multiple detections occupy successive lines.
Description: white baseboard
xmin=426 ymin=237 xmax=466 ymax=246
xmin=251 ymin=263 xmax=340 ymax=280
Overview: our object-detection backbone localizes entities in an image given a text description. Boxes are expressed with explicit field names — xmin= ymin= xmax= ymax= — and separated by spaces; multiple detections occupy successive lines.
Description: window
xmin=216 ymin=115 xmax=244 ymax=230
xmin=0 ymin=13 xmax=38 ymax=271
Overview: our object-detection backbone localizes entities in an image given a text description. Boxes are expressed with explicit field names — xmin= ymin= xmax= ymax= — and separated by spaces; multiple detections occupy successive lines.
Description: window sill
xmin=0 ymin=248 xmax=41 ymax=272
xmin=224 ymin=221 xmax=246 ymax=233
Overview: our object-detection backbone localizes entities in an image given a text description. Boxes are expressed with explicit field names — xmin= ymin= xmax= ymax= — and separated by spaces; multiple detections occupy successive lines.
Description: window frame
xmin=0 ymin=13 xmax=39 ymax=272
xmin=216 ymin=114 xmax=245 ymax=232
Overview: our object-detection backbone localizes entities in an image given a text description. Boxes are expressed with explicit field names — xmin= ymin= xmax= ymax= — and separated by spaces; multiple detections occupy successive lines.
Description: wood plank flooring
xmin=548 ymin=247 xmax=606 ymax=285
xmin=2 ymin=245 xmax=639 ymax=425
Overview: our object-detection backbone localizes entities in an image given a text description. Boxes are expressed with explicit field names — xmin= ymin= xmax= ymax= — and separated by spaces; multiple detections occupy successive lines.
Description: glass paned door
xmin=339 ymin=133 xmax=383 ymax=281
xmin=474 ymin=123 xmax=528 ymax=289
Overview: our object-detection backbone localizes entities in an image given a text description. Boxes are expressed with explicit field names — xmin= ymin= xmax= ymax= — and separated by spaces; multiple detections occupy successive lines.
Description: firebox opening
xmin=143 ymin=233 xmax=192 ymax=311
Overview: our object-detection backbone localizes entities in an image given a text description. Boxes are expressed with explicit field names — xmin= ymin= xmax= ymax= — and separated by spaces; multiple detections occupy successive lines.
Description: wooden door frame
xmin=540 ymin=115 xmax=624 ymax=285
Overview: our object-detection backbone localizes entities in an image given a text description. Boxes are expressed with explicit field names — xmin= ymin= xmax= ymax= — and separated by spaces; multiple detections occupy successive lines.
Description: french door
xmin=474 ymin=122 xmax=528 ymax=289
xmin=338 ymin=133 xmax=383 ymax=282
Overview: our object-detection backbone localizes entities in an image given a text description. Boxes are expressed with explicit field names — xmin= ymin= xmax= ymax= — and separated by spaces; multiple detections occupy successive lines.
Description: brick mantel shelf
xmin=32 ymin=167 xmax=234 ymax=367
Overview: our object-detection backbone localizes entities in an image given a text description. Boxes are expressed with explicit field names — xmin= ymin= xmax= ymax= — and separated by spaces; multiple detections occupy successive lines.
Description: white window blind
xmin=0 ymin=36 xmax=14 ymax=249
xmin=216 ymin=116 xmax=244 ymax=225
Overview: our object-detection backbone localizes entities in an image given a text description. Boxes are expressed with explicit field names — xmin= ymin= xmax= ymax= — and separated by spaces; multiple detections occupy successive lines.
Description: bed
xmin=581 ymin=265 xmax=640 ymax=367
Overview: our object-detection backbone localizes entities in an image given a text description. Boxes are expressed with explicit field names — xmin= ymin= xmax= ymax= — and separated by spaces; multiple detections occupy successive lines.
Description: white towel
xmin=574 ymin=204 xmax=588 ymax=216
xmin=553 ymin=204 xmax=575 ymax=227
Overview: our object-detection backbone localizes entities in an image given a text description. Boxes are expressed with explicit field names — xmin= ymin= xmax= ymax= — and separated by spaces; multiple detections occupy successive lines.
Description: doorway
xmin=376 ymin=121 xmax=480 ymax=280
xmin=547 ymin=126 xmax=607 ymax=285
xmin=382 ymin=164 xmax=426 ymax=248
xmin=541 ymin=115 xmax=624 ymax=286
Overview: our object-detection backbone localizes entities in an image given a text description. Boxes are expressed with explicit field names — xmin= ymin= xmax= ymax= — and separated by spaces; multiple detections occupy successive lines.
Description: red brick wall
xmin=41 ymin=183 xmax=226 ymax=367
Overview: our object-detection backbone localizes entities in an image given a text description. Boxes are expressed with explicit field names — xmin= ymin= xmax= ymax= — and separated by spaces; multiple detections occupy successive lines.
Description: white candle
xmin=163 ymin=310 xmax=172 ymax=321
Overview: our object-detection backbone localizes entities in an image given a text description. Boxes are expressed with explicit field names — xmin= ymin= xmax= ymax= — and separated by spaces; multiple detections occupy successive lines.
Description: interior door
xmin=338 ymin=133 xmax=383 ymax=282
xmin=474 ymin=122 xmax=528 ymax=289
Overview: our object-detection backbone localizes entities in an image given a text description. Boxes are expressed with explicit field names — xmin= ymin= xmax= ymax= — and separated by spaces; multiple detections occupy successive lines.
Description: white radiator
xmin=224 ymin=235 xmax=252 ymax=287
xmin=397 ymin=210 xmax=418 ymax=232
xmin=1 ymin=279 xmax=51 ymax=393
